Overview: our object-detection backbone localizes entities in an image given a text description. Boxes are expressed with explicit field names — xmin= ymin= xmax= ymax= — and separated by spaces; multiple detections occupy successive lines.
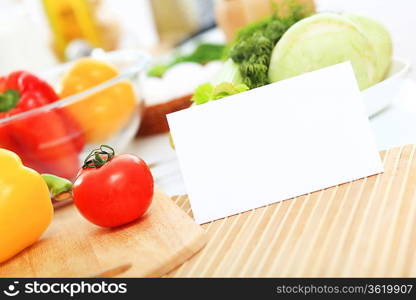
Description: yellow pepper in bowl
xmin=59 ymin=58 xmax=137 ymax=143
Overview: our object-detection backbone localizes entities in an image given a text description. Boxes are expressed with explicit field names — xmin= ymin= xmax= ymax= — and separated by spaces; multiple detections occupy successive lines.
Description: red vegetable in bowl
xmin=73 ymin=145 xmax=154 ymax=228
xmin=0 ymin=71 xmax=85 ymax=180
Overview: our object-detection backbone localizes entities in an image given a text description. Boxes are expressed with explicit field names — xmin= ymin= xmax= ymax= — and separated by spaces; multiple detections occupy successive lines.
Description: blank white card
xmin=168 ymin=62 xmax=384 ymax=224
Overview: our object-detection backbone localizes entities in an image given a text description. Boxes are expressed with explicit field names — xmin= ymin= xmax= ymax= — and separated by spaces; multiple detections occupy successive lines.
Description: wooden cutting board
xmin=168 ymin=144 xmax=416 ymax=277
xmin=0 ymin=190 xmax=207 ymax=277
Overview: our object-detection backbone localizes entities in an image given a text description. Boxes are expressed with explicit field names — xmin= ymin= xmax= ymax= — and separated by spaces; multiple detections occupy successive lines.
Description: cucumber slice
xmin=346 ymin=14 xmax=392 ymax=82
xmin=268 ymin=13 xmax=378 ymax=90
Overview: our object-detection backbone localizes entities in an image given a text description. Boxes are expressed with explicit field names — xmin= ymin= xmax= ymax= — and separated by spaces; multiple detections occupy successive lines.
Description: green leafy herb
xmin=192 ymin=83 xmax=214 ymax=105
xmin=147 ymin=64 xmax=170 ymax=78
xmin=192 ymin=82 xmax=249 ymax=105
xmin=148 ymin=43 xmax=226 ymax=77
xmin=212 ymin=82 xmax=249 ymax=100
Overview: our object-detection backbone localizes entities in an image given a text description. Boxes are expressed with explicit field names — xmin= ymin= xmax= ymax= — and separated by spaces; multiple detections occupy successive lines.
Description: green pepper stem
xmin=0 ymin=89 xmax=20 ymax=113
xmin=41 ymin=174 xmax=73 ymax=201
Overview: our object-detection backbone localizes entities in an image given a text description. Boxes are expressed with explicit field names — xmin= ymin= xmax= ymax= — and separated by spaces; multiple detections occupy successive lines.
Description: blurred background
xmin=0 ymin=0 xmax=217 ymax=72
xmin=1 ymin=0 xmax=416 ymax=196
xmin=1 ymin=0 xmax=416 ymax=72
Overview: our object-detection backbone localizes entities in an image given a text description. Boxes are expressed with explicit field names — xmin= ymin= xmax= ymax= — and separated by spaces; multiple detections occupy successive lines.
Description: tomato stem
xmin=82 ymin=144 xmax=115 ymax=169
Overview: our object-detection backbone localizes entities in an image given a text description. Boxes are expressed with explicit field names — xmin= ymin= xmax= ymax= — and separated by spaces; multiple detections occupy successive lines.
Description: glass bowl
xmin=0 ymin=50 xmax=150 ymax=180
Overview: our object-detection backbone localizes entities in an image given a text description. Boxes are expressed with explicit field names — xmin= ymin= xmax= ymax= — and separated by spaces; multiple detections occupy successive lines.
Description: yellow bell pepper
xmin=0 ymin=149 xmax=72 ymax=263
xmin=0 ymin=149 xmax=53 ymax=263
xmin=60 ymin=58 xmax=137 ymax=143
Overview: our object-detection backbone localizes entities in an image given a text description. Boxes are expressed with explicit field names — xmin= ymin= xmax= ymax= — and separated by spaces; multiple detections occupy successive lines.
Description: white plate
xmin=363 ymin=57 xmax=410 ymax=117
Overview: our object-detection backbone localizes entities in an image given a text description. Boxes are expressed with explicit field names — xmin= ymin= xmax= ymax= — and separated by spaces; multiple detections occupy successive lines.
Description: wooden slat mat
xmin=167 ymin=145 xmax=416 ymax=277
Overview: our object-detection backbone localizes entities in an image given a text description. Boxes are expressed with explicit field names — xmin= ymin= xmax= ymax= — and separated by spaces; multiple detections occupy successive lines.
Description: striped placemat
xmin=167 ymin=144 xmax=416 ymax=277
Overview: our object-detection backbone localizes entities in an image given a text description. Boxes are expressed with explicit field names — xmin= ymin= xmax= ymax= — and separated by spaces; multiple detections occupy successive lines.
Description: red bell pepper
xmin=0 ymin=71 xmax=85 ymax=180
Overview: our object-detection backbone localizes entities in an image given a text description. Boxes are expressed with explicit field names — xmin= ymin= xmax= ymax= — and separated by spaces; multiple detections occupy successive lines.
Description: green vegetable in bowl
xmin=190 ymin=58 xmax=246 ymax=105
xmin=345 ymin=14 xmax=393 ymax=82
xmin=190 ymin=0 xmax=310 ymax=104
xmin=211 ymin=58 xmax=243 ymax=85
xmin=268 ymin=13 xmax=378 ymax=91
xmin=227 ymin=3 xmax=310 ymax=89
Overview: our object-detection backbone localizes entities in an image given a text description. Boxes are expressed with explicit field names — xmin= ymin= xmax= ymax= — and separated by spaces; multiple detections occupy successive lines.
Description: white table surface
xmin=126 ymin=133 xmax=187 ymax=196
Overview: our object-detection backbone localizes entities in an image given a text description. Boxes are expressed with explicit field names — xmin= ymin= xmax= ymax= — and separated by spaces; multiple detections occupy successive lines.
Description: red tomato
xmin=72 ymin=146 xmax=154 ymax=228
